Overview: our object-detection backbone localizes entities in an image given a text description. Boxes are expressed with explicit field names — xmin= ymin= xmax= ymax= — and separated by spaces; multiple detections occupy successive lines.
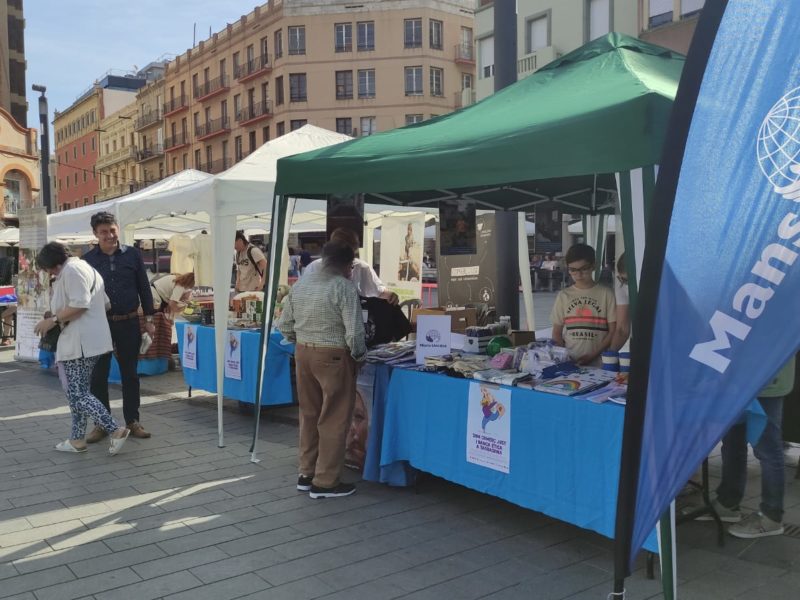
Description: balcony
xmin=196 ymin=117 xmax=231 ymax=141
xmin=134 ymin=110 xmax=163 ymax=131
xmin=96 ymin=182 xmax=134 ymax=202
xmin=517 ymin=46 xmax=557 ymax=78
xmin=2 ymin=197 xmax=19 ymax=217
xmin=162 ymin=95 xmax=189 ymax=117
xmin=454 ymin=88 xmax=476 ymax=109
xmin=455 ymin=43 xmax=475 ymax=64
xmin=199 ymin=158 xmax=232 ymax=175
xmin=194 ymin=76 xmax=230 ymax=102
xmin=235 ymin=100 xmax=273 ymax=126
xmin=164 ymin=132 xmax=189 ymax=151
xmin=135 ymin=143 xmax=164 ymax=163
xmin=95 ymin=146 xmax=136 ymax=170
xmin=235 ymin=55 xmax=272 ymax=82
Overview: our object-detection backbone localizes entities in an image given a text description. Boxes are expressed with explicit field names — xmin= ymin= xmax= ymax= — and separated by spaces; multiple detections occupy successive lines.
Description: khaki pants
xmin=295 ymin=344 xmax=357 ymax=488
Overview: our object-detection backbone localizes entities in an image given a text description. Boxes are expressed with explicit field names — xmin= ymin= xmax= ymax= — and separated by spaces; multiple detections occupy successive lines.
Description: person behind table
xmin=234 ymin=231 xmax=267 ymax=292
xmin=299 ymin=246 xmax=312 ymax=274
xmin=288 ymin=247 xmax=301 ymax=278
xmin=277 ymin=239 xmax=366 ymax=499
xmin=610 ymin=252 xmax=631 ymax=351
xmin=83 ymin=211 xmax=155 ymax=442
xmin=550 ymin=243 xmax=616 ymax=366
xmin=33 ymin=242 xmax=131 ymax=455
xmin=151 ymin=272 xmax=194 ymax=320
xmin=303 ymin=228 xmax=399 ymax=305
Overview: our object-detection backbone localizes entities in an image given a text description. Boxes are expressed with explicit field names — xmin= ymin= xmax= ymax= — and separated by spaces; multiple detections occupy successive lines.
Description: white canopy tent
xmin=0 ymin=227 xmax=19 ymax=247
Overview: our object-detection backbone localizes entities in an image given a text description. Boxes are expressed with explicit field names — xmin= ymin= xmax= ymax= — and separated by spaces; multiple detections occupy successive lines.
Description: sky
xmin=24 ymin=0 xmax=263 ymax=130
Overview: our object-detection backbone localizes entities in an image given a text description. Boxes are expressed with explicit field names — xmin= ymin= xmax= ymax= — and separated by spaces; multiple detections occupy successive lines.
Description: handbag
xmin=40 ymin=270 xmax=97 ymax=353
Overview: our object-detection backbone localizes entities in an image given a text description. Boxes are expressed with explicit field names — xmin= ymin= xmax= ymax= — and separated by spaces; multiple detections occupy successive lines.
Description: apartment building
xmin=134 ymin=73 xmax=166 ymax=186
xmin=96 ymin=103 xmax=138 ymax=203
xmin=639 ymin=0 xmax=704 ymax=54
xmin=0 ymin=0 xmax=27 ymax=127
xmin=0 ymin=107 xmax=38 ymax=227
xmin=475 ymin=0 xmax=639 ymax=100
xmin=161 ymin=0 xmax=476 ymax=176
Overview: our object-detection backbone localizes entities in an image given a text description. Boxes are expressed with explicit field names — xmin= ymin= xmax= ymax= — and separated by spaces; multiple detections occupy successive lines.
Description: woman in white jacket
xmin=34 ymin=242 xmax=130 ymax=455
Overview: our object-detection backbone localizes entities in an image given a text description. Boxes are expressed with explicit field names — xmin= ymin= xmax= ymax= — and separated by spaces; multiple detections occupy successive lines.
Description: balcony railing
xmin=2 ymin=197 xmax=19 ymax=217
xmin=517 ymin=46 xmax=557 ymax=78
xmin=199 ymin=158 xmax=233 ymax=175
xmin=162 ymin=95 xmax=189 ymax=117
xmin=96 ymin=182 xmax=134 ymax=201
xmin=235 ymin=100 xmax=273 ymax=125
xmin=134 ymin=110 xmax=163 ymax=131
xmin=196 ymin=117 xmax=231 ymax=140
xmin=454 ymin=89 xmax=476 ymax=109
xmin=455 ymin=43 xmax=475 ymax=64
xmin=135 ymin=143 xmax=165 ymax=162
xmin=235 ymin=55 xmax=272 ymax=82
xmin=194 ymin=76 xmax=230 ymax=101
xmin=96 ymin=146 xmax=136 ymax=169
xmin=164 ymin=132 xmax=189 ymax=151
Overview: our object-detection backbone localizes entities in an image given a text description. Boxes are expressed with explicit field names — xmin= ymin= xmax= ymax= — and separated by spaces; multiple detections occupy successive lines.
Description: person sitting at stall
xmin=550 ymin=243 xmax=616 ymax=366
xmin=610 ymin=252 xmax=631 ymax=351
xmin=150 ymin=272 xmax=195 ymax=320
xmin=234 ymin=231 xmax=267 ymax=292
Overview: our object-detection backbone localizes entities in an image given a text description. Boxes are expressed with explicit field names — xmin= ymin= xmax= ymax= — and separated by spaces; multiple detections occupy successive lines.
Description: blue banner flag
xmin=616 ymin=0 xmax=800 ymax=572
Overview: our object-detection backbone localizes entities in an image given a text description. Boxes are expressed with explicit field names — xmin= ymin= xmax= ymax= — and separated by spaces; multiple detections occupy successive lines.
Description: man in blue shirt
xmin=83 ymin=212 xmax=156 ymax=442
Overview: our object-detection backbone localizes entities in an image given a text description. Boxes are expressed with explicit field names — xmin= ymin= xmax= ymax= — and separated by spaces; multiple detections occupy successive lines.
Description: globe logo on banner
xmin=757 ymin=86 xmax=800 ymax=188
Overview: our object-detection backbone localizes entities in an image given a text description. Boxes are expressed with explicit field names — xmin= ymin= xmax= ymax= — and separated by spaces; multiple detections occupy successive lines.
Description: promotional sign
xmin=466 ymin=383 xmax=511 ymax=473
xmin=439 ymin=199 xmax=477 ymax=255
xmin=415 ymin=314 xmax=451 ymax=364
xmin=182 ymin=325 xmax=197 ymax=370
xmin=616 ymin=0 xmax=800 ymax=572
xmin=15 ymin=207 xmax=49 ymax=362
xmin=379 ymin=215 xmax=425 ymax=303
xmin=224 ymin=330 xmax=243 ymax=380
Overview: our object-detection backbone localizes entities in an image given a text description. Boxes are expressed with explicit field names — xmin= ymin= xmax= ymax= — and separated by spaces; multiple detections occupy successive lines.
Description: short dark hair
xmin=616 ymin=252 xmax=627 ymax=275
xmin=321 ymin=240 xmax=355 ymax=271
xmin=90 ymin=211 xmax=117 ymax=231
xmin=36 ymin=242 xmax=72 ymax=270
xmin=235 ymin=230 xmax=249 ymax=244
xmin=565 ymin=243 xmax=596 ymax=266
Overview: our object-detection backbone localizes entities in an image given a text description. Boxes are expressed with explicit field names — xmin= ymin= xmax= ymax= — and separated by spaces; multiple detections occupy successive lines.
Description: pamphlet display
xmin=224 ymin=330 xmax=243 ymax=380
xmin=466 ymin=382 xmax=511 ymax=473
xmin=414 ymin=314 xmax=451 ymax=364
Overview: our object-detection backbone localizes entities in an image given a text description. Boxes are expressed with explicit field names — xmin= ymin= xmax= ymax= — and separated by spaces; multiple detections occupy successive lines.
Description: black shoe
xmin=309 ymin=482 xmax=356 ymax=499
xmin=297 ymin=475 xmax=313 ymax=491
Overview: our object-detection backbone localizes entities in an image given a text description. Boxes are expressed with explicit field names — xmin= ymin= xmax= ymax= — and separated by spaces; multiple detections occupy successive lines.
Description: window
xmin=206 ymin=145 xmax=213 ymax=169
xmin=430 ymin=19 xmax=443 ymax=50
xmin=246 ymin=44 xmax=255 ymax=64
xmin=586 ymin=0 xmax=610 ymax=41
xmin=357 ymin=21 xmax=375 ymax=51
xmin=203 ymin=66 xmax=210 ymax=84
xmin=336 ymin=117 xmax=353 ymax=136
xmin=193 ymin=111 xmax=200 ymax=133
xmin=276 ymin=121 xmax=285 ymax=137
xmin=74 ymin=173 xmax=78 ymax=184
xmin=430 ymin=67 xmax=444 ymax=97
xmin=462 ymin=73 xmax=474 ymax=89
xmin=527 ymin=14 xmax=549 ymax=52
xmin=260 ymin=36 xmax=269 ymax=58
xmin=233 ymin=51 xmax=240 ymax=75
xmin=290 ymin=119 xmax=307 ymax=131
xmin=289 ymin=73 xmax=307 ymax=102
xmin=336 ymin=71 xmax=353 ymax=99
xmin=84 ymin=197 xmax=89 ymax=206
xmin=222 ymin=140 xmax=229 ymax=163
xmin=194 ymin=149 xmax=202 ymax=169
xmin=82 ymin=142 xmax=86 ymax=156
xmin=649 ymin=0 xmax=673 ymax=27
xmin=275 ymin=76 xmax=284 ymax=105
xmin=262 ymin=126 xmax=270 ymax=143
xmin=261 ymin=82 xmax=269 ymax=103
xmin=234 ymin=135 xmax=243 ymax=161
xmin=681 ymin=0 xmax=704 ymax=16
xmin=358 ymin=69 xmax=375 ymax=99
xmin=182 ymin=153 xmax=188 ymax=170
xmin=83 ymin=171 xmax=87 ymax=183
xmin=360 ymin=116 xmax=376 ymax=136
xmin=335 ymin=23 xmax=352 ymax=52
xmin=274 ymin=29 xmax=283 ymax=59
xmin=249 ymin=130 xmax=257 ymax=153
xmin=478 ymin=36 xmax=495 ymax=78
xmin=219 ymin=58 xmax=227 ymax=79
xmin=192 ymin=73 xmax=199 ymax=96
xmin=73 ymin=147 xmax=77 ymax=158
xmin=172 ymin=156 xmax=178 ymax=173
xmin=221 ymin=99 xmax=228 ymax=120
xmin=233 ymin=94 xmax=241 ymax=118
xmin=404 ymin=18 xmax=422 ymax=48
xmin=405 ymin=114 xmax=423 ymax=125
xmin=288 ymin=26 xmax=306 ymax=55
xmin=405 ymin=66 xmax=423 ymax=96
xmin=204 ymin=106 xmax=211 ymax=124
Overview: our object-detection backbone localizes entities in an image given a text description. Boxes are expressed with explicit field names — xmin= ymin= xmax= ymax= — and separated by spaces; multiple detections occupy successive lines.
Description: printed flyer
xmin=224 ymin=330 xmax=242 ymax=380
xmin=466 ymin=382 xmax=511 ymax=473
xmin=182 ymin=325 xmax=197 ymax=370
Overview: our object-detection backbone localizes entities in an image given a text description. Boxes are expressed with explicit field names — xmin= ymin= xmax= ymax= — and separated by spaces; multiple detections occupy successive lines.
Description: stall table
xmin=364 ymin=365 xmax=658 ymax=552
xmin=175 ymin=322 xmax=294 ymax=406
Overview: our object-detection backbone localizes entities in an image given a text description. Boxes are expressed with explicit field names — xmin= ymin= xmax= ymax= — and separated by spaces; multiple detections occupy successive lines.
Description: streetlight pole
xmin=31 ymin=84 xmax=51 ymax=214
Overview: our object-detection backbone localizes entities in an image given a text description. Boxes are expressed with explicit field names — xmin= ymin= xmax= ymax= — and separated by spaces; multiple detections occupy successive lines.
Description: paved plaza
xmin=2 ymin=345 xmax=800 ymax=599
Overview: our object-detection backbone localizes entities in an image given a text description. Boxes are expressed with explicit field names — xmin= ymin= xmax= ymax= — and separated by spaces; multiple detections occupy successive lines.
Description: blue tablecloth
xmin=365 ymin=366 xmax=658 ymax=553
xmin=175 ymin=322 xmax=294 ymax=406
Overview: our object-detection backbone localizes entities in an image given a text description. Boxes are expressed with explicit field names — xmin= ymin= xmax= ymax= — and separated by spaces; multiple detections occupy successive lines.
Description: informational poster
xmin=466 ymin=383 xmax=511 ymax=473
xmin=439 ymin=199 xmax=477 ymax=255
xmin=326 ymin=193 xmax=365 ymax=247
xmin=15 ymin=207 xmax=49 ymax=362
xmin=379 ymin=215 xmax=425 ymax=303
xmin=415 ymin=314 xmax=451 ymax=364
xmin=224 ymin=330 xmax=242 ymax=380
xmin=182 ymin=325 xmax=197 ymax=370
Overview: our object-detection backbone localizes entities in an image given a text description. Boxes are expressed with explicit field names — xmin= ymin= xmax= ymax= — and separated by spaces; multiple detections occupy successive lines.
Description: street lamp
xmin=31 ymin=84 xmax=51 ymax=214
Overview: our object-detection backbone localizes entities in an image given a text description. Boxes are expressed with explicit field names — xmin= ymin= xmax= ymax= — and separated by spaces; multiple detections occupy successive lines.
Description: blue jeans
xmin=717 ymin=396 xmax=785 ymax=523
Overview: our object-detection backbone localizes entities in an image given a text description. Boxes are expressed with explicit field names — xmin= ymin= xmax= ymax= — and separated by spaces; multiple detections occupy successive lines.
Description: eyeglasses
xmin=567 ymin=265 xmax=593 ymax=274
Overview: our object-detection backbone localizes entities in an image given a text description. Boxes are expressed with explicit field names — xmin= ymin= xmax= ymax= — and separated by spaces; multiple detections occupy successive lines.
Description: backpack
xmin=247 ymin=245 xmax=264 ymax=278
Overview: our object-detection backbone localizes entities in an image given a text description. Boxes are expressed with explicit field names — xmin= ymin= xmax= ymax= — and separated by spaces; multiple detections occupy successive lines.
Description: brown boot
xmin=128 ymin=421 xmax=151 ymax=438
xmin=85 ymin=426 xmax=108 ymax=444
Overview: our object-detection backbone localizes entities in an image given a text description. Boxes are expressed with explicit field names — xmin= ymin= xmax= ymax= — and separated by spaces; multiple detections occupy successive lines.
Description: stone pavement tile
xmin=48 ymin=522 xmax=136 ymax=551
xmin=563 ymin=568 xmax=664 ymax=600
xmin=0 ymin=485 xmax=50 ymax=502
xmin=126 ymin=450 xmax=195 ymax=468
xmin=269 ymin=525 xmax=365 ymax=561
xmin=148 ymin=488 xmax=234 ymax=512
xmin=238 ymin=575 xmax=335 ymax=600
xmin=735 ymin=534 xmax=800 ymax=571
xmin=0 ymin=518 xmax=31 ymax=536
xmin=182 ymin=506 xmax=264 ymax=533
xmin=129 ymin=474 xmax=210 ymax=495
xmin=189 ymin=547 xmax=285 ymax=584
xmin=316 ymin=552 xmax=418 ymax=592
xmin=25 ymin=502 xmax=112 ymax=528
xmin=217 ymin=525 xmax=306 ymax=557
xmin=482 ymin=561 xmax=610 ymax=600
xmin=315 ymin=577 xmax=409 ymax=600
xmin=675 ymin=568 xmax=767 ymax=600
xmin=67 ymin=544 xmax=167 ymax=578
xmin=33 ymin=567 xmax=141 ymax=600
xmin=131 ymin=547 xmax=229 ymax=580
xmin=155 ymin=524 xmax=244 ymax=555
xmin=127 ymin=506 xmax=213 ymax=532
xmin=0 ymin=519 xmax=85 ymax=548
xmin=0 ymin=562 xmax=18 ymax=580
xmin=11 ymin=541 xmax=108 ymax=575
xmin=0 ymin=565 xmax=75 ymax=599
xmin=93 ymin=571 xmax=203 ymax=600
xmin=102 ymin=521 xmax=195 ymax=552
xmin=162 ymin=572 xmax=271 ymax=600
xmin=0 ymin=541 xmax=51 ymax=564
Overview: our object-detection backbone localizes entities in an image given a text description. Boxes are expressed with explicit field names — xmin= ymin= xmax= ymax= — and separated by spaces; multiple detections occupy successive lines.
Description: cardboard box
xmin=510 ymin=331 xmax=536 ymax=346
xmin=411 ymin=306 xmax=477 ymax=333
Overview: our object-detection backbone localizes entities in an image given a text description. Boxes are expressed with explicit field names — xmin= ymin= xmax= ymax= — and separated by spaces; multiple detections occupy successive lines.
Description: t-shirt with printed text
xmin=550 ymin=283 xmax=616 ymax=363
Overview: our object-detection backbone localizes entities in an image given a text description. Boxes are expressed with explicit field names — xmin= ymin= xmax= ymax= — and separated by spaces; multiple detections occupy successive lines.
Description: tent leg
xmin=658 ymin=504 xmax=677 ymax=600
xmin=646 ymin=552 xmax=655 ymax=579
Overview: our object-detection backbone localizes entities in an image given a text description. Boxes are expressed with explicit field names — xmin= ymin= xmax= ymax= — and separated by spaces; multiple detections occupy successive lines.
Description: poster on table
xmin=415 ymin=314 xmax=451 ymax=364
xmin=326 ymin=193 xmax=364 ymax=247
xmin=379 ymin=215 xmax=425 ymax=303
xmin=466 ymin=382 xmax=511 ymax=473
xmin=224 ymin=330 xmax=243 ymax=380
xmin=15 ymin=207 xmax=49 ymax=362
xmin=182 ymin=325 xmax=197 ymax=370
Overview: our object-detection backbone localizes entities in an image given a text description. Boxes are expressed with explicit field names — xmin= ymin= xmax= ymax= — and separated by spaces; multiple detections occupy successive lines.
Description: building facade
xmin=96 ymin=102 xmax=138 ymax=202
xmin=639 ymin=0 xmax=703 ymax=55
xmin=134 ymin=71 xmax=166 ymax=186
xmin=161 ymin=0 xmax=476 ymax=176
xmin=0 ymin=106 xmax=39 ymax=227
xmin=0 ymin=0 xmax=27 ymax=127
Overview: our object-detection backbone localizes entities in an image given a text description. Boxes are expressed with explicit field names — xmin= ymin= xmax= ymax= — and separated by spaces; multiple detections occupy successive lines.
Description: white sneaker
xmin=108 ymin=429 xmax=130 ymax=456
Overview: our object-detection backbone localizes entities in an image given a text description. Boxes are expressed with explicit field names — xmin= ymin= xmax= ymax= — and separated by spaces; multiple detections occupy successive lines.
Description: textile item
xmin=278 ymin=270 xmax=366 ymax=362
xmin=237 ymin=244 xmax=266 ymax=292
xmin=151 ymin=275 xmax=188 ymax=306
xmin=61 ymin=355 xmax=118 ymax=439
xmin=295 ymin=344 xmax=357 ymax=489
xmin=168 ymin=234 xmax=195 ymax=274
xmin=760 ymin=360 xmax=796 ymax=398
xmin=192 ymin=233 xmax=214 ymax=287
xmin=550 ymin=283 xmax=616 ymax=363
xmin=360 ymin=296 xmax=412 ymax=347
xmin=304 ymin=258 xmax=387 ymax=297
xmin=90 ymin=319 xmax=142 ymax=424
xmin=83 ymin=245 xmax=155 ymax=315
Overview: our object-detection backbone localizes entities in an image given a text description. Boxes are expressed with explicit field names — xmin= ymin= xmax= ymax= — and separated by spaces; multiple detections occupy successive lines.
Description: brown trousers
xmin=295 ymin=344 xmax=357 ymax=488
